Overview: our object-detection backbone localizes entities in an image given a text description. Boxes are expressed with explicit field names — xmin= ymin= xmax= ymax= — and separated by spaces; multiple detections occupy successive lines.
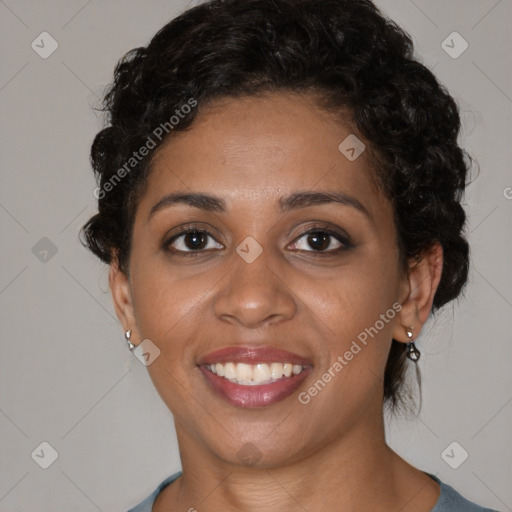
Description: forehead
xmin=139 ymin=92 xmax=384 ymax=214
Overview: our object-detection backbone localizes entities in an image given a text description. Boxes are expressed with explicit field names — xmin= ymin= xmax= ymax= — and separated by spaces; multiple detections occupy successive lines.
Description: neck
xmin=160 ymin=410 xmax=415 ymax=512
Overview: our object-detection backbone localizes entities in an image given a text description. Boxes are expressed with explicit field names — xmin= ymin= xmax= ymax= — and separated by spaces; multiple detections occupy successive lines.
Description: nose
xmin=213 ymin=250 xmax=297 ymax=329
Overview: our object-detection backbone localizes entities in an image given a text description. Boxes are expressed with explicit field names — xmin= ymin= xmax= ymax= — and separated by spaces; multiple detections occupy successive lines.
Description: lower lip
xmin=199 ymin=365 xmax=312 ymax=408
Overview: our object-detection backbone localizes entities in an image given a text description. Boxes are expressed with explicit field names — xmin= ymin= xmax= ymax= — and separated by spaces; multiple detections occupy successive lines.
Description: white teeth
xmin=270 ymin=362 xmax=283 ymax=379
xmin=224 ymin=362 xmax=236 ymax=379
xmin=207 ymin=362 xmax=305 ymax=385
xmin=292 ymin=364 xmax=302 ymax=375
xmin=253 ymin=363 xmax=271 ymax=381
xmin=215 ymin=363 xmax=224 ymax=377
xmin=236 ymin=363 xmax=253 ymax=381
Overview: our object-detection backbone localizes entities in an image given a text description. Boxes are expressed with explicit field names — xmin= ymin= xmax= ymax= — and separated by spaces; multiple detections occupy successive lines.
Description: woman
xmin=82 ymin=0 xmax=499 ymax=510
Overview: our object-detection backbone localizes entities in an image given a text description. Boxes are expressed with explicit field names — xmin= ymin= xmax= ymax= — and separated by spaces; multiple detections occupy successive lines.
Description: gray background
xmin=0 ymin=1 xmax=511 ymax=511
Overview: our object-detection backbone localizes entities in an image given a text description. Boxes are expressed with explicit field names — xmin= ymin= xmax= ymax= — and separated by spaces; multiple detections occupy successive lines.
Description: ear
xmin=392 ymin=242 xmax=443 ymax=343
xmin=109 ymin=254 xmax=137 ymax=340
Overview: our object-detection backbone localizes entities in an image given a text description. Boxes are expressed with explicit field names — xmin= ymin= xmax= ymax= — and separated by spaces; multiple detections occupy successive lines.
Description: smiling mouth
xmin=199 ymin=362 xmax=313 ymax=408
xmin=197 ymin=345 xmax=313 ymax=407
xmin=206 ymin=362 xmax=307 ymax=385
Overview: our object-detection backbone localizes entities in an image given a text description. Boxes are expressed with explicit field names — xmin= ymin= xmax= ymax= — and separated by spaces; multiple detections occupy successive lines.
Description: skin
xmin=110 ymin=92 xmax=443 ymax=512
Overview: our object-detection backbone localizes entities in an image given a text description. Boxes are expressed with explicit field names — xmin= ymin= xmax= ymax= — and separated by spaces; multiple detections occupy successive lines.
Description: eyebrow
xmin=148 ymin=190 xmax=371 ymax=220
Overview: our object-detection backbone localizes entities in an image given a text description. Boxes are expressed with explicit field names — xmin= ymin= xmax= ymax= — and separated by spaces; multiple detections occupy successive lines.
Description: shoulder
xmin=427 ymin=473 xmax=500 ymax=512
xmin=126 ymin=471 xmax=183 ymax=512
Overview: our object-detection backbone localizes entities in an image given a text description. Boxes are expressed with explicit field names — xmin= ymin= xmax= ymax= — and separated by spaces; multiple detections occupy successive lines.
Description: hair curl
xmin=82 ymin=0 xmax=470 ymax=412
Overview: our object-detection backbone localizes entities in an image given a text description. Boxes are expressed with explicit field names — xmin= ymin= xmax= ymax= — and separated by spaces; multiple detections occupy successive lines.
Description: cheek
xmin=128 ymin=263 xmax=213 ymax=412
xmin=310 ymin=261 xmax=398 ymax=335
xmin=297 ymin=278 xmax=397 ymax=429
xmin=300 ymin=254 xmax=400 ymax=390
xmin=130 ymin=257 xmax=213 ymax=345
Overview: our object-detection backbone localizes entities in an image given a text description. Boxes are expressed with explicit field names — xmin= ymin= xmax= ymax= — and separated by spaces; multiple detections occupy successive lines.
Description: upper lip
xmin=197 ymin=346 xmax=313 ymax=366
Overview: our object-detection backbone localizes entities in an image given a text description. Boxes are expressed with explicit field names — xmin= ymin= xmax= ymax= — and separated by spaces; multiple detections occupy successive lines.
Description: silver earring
xmin=125 ymin=329 xmax=135 ymax=351
xmin=405 ymin=326 xmax=420 ymax=362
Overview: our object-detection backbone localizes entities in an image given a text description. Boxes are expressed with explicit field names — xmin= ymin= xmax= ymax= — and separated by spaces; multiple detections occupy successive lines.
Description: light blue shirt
xmin=126 ymin=471 xmax=499 ymax=511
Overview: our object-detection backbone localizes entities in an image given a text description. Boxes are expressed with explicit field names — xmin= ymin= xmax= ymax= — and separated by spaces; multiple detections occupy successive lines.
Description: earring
xmin=405 ymin=326 xmax=420 ymax=362
xmin=125 ymin=329 xmax=135 ymax=351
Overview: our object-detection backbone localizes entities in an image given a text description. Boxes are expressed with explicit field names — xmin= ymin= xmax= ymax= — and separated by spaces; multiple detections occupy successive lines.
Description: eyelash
xmin=163 ymin=223 xmax=353 ymax=257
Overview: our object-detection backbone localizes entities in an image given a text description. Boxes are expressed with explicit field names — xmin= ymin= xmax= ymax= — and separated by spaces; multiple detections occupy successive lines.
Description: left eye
xmin=290 ymin=230 xmax=346 ymax=252
xmin=168 ymin=230 xmax=223 ymax=252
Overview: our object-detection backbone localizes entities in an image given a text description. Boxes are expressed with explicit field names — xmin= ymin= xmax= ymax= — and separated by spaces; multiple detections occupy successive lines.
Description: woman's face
xmin=114 ymin=92 xmax=412 ymax=467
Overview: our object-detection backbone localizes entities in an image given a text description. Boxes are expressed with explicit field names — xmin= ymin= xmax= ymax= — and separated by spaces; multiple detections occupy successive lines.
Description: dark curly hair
xmin=81 ymin=0 xmax=470 ymax=413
